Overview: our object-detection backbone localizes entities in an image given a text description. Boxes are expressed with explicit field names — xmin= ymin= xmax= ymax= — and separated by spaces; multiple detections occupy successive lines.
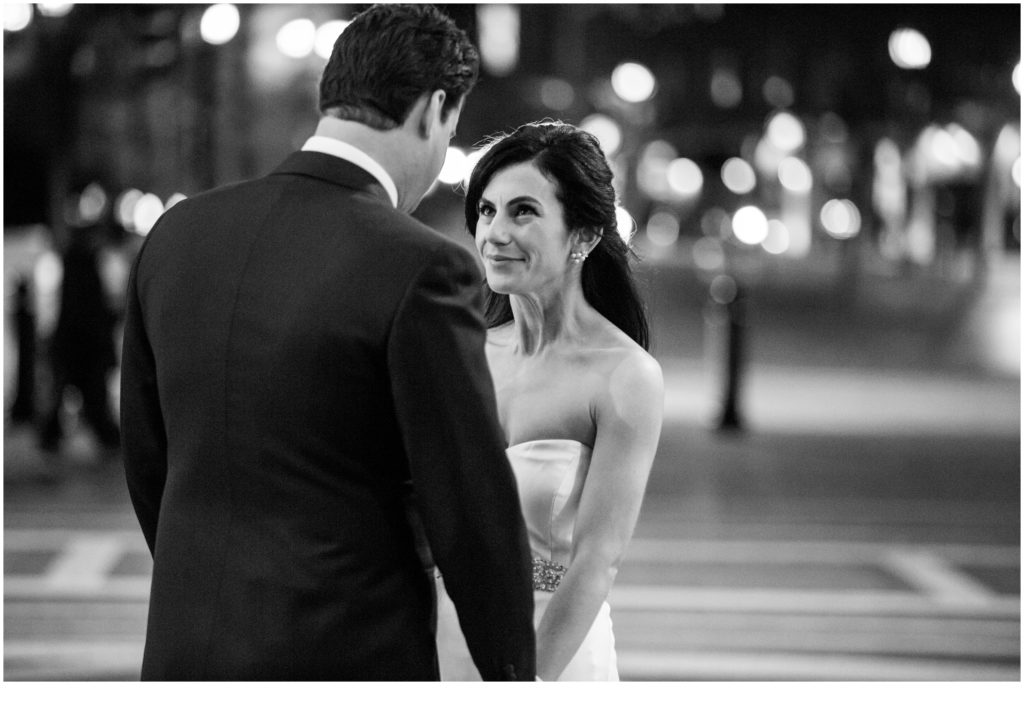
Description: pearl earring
xmin=570 ymin=250 xmax=588 ymax=264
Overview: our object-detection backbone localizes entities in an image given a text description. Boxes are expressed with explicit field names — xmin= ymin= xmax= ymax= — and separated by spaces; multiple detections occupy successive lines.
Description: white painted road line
xmin=609 ymin=586 xmax=1020 ymax=617
xmin=616 ymin=650 xmax=1021 ymax=681
xmin=626 ymin=538 xmax=1021 ymax=566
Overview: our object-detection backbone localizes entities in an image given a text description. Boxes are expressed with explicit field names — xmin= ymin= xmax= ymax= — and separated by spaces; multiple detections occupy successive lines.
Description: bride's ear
xmin=572 ymin=228 xmax=602 ymax=256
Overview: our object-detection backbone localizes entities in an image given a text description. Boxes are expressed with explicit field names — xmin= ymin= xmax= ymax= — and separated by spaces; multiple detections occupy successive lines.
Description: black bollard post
xmin=708 ymin=275 xmax=745 ymax=432
xmin=10 ymin=278 xmax=37 ymax=423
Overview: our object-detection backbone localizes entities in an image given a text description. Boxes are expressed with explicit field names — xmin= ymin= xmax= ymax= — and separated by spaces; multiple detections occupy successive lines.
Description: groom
xmin=120 ymin=4 xmax=535 ymax=680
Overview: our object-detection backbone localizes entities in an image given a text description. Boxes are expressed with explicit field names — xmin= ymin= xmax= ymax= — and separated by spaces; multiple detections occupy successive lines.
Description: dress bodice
xmin=506 ymin=439 xmax=592 ymax=568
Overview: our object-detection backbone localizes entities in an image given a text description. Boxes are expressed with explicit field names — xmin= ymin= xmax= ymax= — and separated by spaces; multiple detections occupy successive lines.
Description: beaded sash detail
xmin=532 ymin=557 xmax=567 ymax=592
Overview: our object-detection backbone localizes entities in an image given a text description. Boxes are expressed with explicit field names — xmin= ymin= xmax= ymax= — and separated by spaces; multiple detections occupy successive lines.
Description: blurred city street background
xmin=3 ymin=2 xmax=1020 ymax=682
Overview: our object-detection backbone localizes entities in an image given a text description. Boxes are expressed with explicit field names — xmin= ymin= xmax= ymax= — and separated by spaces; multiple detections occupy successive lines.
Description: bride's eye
xmin=513 ymin=204 xmax=537 ymax=217
xmin=478 ymin=202 xmax=495 ymax=217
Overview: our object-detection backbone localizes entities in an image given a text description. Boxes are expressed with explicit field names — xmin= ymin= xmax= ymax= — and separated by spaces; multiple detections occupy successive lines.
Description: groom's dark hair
xmin=319 ymin=4 xmax=479 ymax=130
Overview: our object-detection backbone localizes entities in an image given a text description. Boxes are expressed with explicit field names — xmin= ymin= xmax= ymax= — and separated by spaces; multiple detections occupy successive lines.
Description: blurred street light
xmin=200 ymin=4 xmax=239 ymax=45
xmin=276 ymin=18 xmax=315 ymax=59
xmin=820 ymin=199 xmax=862 ymax=239
xmin=721 ymin=157 xmax=756 ymax=195
xmin=888 ymin=27 xmax=932 ymax=69
xmin=580 ymin=114 xmax=623 ymax=156
xmin=616 ymin=206 xmax=636 ymax=242
xmin=710 ymin=66 xmax=743 ymax=109
xmin=645 ymin=210 xmax=680 ymax=247
xmin=762 ymin=219 xmax=790 ymax=255
xmin=477 ymin=4 xmax=519 ymax=76
xmin=3 ymin=3 xmax=32 ymax=32
xmin=732 ymin=205 xmax=769 ymax=245
xmin=766 ymin=111 xmax=806 ymax=153
xmin=1014 ymin=62 xmax=1021 ymax=94
xmin=133 ymin=194 xmax=165 ymax=236
xmin=437 ymin=147 xmax=468 ymax=186
xmin=778 ymin=156 xmax=813 ymax=193
xmin=666 ymin=158 xmax=703 ymax=198
xmin=37 ymin=3 xmax=74 ymax=18
xmin=315 ymin=20 xmax=350 ymax=60
xmin=611 ymin=62 xmax=657 ymax=103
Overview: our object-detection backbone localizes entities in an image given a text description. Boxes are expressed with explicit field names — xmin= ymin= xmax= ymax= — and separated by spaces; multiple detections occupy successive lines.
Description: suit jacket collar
xmin=271 ymin=151 xmax=393 ymax=207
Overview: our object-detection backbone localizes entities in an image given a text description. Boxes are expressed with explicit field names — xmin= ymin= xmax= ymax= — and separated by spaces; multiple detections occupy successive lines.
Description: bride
xmin=435 ymin=121 xmax=664 ymax=681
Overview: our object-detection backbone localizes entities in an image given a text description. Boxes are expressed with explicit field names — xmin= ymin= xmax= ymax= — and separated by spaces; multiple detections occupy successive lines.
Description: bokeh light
xmin=539 ymin=77 xmax=575 ymax=111
xmin=3 ymin=3 xmax=33 ymax=32
xmin=611 ymin=62 xmax=657 ymax=103
xmin=667 ymin=158 xmax=703 ymax=198
xmin=1014 ymin=62 xmax=1022 ymax=94
xmin=315 ymin=20 xmax=350 ymax=60
xmin=820 ymin=199 xmax=862 ymax=239
xmin=77 ymin=182 xmax=108 ymax=224
xmin=721 ymin=157 xmax=756 ymax=195
xmin=276 ymin=18 xmax=316 ymax=59
xmin=461 ymin=148 xmax=486 ymax=189
xmin=701 ymin=207 xmax=732 ymax=239
xmin=645 ymin=210 xmax=680 ymax=247
xmin=709 ymin=274 xmax=738 ymax=305
xmin=437 ymin=147 xmax=468 ymax=186
xmin=636 ymin=140 xmax=678 ymax=201
xmin=778 ymin=156 xmax=813 ymax=193
xmin=763 ymin=75 xmax=794 ymax=108
xmin=616 ymin=206 xmax=636 ymax=242
xmin=888 ymin=27 xmax=932 ymax=69
xmin=133 ymin=193 xmax=166 ymax=236
xmin=762 ymin=219 xmax=791 ymax=255
xmin=732 ymin=205 xmax=769 ymax=245
xmin=766 ymin=111 xmax=806 ymax=153
xmin=115 ymin=189 xmax=144 ymax=230
xmin=692 ymin=236 xmax=725 ymax=271
xmin=37 ymin=3 xmax=74 ymax=18
xmin=710 ymin=66 xmax=743 ymax=109
xmin=580 ymin=114 xmax=623 ymax=156
xmin=478 ymin=4 xmax=520 ymax=77
xmin=200 ymin=4 xmax=239 ymax=45
xmin=165 ymin=193 xmax=188 ymax=210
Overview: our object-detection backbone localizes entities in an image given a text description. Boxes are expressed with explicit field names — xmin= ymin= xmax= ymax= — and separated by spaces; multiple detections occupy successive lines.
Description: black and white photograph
xmin=2 ymin=2 xmax=1020 ymax=688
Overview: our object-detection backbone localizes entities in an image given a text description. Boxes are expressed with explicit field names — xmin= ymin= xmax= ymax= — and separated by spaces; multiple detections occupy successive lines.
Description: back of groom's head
xmin=319 ymin=4 xmax=479 ymax=131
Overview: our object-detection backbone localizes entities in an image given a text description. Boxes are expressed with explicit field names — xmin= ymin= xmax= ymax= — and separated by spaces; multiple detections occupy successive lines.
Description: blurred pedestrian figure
xmin=9 ymin=277 xmax=37 ymax=424
xmin=38 ymin=219 xmax=121 ymax=452
xmin=120 ymin=3 xmax=534 ymax=681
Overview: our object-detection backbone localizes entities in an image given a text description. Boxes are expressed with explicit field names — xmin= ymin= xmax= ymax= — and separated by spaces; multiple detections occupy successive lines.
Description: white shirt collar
xmin=301 ymin=135 xmax=399 ymax=209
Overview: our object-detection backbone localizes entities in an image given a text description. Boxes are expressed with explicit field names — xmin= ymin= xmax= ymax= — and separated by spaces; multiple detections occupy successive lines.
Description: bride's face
xmin=475 ymin=162 xmax=574 ymax=296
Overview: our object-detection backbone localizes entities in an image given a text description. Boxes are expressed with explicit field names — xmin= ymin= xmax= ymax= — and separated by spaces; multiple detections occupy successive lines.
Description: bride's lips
xmin=486 ymin=255 xmax=524 ymax=263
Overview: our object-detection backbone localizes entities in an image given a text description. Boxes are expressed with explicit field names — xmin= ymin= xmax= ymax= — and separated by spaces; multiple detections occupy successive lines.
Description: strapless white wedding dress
xmin=435 ymin=439 xmax=619 ymax=681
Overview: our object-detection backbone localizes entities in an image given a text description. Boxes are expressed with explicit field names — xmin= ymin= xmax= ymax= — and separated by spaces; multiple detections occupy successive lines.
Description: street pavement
xmin=3 ymin=251 xmax=1020 ymax=682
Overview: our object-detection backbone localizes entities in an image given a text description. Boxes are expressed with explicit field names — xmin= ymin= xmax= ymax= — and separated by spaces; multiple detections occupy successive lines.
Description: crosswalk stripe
xmin=881 ymin=549 xmax=997 ymax=604
xmin=41 ymin=534 xmax=129 ymax=593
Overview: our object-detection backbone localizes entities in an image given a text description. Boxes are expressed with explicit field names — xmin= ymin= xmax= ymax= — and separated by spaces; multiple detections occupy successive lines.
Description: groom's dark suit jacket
xmin=120 ymin=151 xmax=536 ymax=680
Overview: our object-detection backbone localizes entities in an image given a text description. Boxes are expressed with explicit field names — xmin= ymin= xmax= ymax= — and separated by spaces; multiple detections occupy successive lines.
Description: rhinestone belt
xmin=532 ymin=557 xmax=567 ymax=592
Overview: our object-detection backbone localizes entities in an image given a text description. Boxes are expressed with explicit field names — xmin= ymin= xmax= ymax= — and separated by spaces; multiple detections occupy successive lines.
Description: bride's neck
xmin=509 ymin=282 xmax=591 ymax=355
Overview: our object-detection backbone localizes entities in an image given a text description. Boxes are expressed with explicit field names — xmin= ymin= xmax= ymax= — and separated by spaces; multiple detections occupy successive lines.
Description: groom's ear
xmin=416 ymin=89 xmax=447 ymax=139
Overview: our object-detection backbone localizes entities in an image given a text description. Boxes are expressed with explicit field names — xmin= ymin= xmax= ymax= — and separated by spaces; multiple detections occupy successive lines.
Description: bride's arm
xmin=534 ymin=351 xmax=664 ymax=680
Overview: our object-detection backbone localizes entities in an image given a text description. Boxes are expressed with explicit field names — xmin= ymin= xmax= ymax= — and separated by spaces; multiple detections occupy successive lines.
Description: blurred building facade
xmin=3 ymin=4 xmax=1021 ymax=396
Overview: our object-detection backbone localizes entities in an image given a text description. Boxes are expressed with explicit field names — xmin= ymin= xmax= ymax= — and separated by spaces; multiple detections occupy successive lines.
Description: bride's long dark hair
xmin=464 ymin=121 xmax=650 ymax=350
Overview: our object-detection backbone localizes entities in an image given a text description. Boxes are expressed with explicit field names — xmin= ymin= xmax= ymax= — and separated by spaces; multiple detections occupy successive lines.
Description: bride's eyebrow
xmin=507 ymin=196 xmax=541 ymax=208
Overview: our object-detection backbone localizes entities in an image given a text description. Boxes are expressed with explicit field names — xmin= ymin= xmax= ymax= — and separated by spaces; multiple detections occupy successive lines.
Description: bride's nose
xmin=481 ymin=214 xmax=513 ymax=246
